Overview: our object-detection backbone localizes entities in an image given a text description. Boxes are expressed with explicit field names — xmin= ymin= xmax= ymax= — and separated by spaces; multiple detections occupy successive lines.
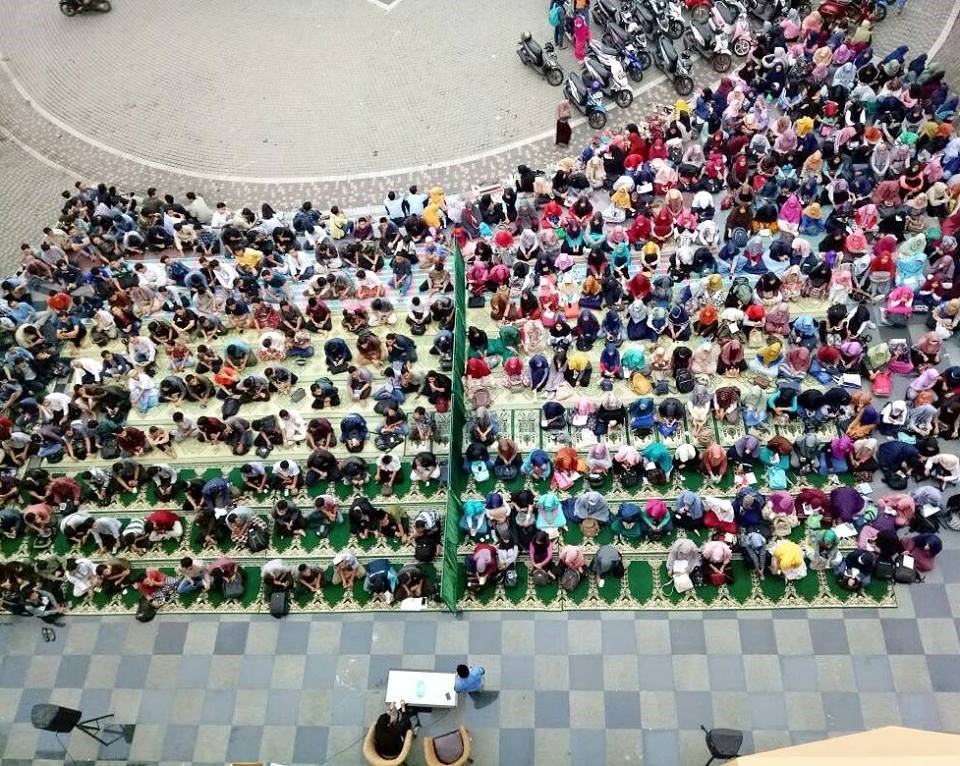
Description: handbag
xmin=223 ymin=578 xmax=244 ymax=599
xmin=874 ymin=559 xmax=895 ymax=581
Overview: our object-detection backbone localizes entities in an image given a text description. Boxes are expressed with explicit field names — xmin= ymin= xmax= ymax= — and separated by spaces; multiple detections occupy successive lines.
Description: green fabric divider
xmin=440 ymin=244 xmax=468 ymax=613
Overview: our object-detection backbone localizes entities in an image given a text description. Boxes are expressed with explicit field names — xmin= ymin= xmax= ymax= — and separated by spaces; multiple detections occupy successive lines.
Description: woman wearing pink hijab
xmin=573 ymin=15 xmax=591 ymax=61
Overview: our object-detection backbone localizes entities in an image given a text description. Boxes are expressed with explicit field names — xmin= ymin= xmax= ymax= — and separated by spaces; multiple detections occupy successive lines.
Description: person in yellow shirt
xmin=566 ymin=350 xmax=592 ymax=387
xmin=236 ymin=247 xmax=262 ymax=272
xmin=422 ymin=201 xmax=445 ymax=231
xmin=769 ymin=540 xmax=807 ymax=581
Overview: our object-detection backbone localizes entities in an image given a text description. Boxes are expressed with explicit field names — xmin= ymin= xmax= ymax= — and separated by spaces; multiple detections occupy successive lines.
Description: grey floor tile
xmin=330 ymin=690 xmax=368 ymax=726
xmin=368 ymin=655 xmax=402 ymax=689
xmin=601 ymin=621 xmax=637 ymax=654
xmin=292 ymin=726 xmax=328 ymax=763
xmin=927 ymin=655 xmax=960 ymax=692
xmin=670 ymin=620 xmax=707 ymax=654
xmin=570 ymin=729 xmax=607 ymax=764
xmin=822 ymin=692 xmax=866 ymax=731
xmin=535 ymin=690 xmax=570 ymax=728
xmin=882 ymin=619 xmax=925 ymax=655
xmin=675 ymin=691 xmax=714 ymax=729
xmin=176 ymin=655 xmax=211 ymax=689
xmin=533 ymin=620 xmax=566 ymax=654
xmin=791 ymin=730 xmax=829 ymax=745
xmin=898 ymin=693 xmax=943 ymax=729
xmin=604 ymin=691 xmax=643 ymax=730
xmin=237 ymin=656 xmax=275 ymax=689
xmin=403 ymin=620 xmax=438 ymax=655
xmin=137 ymin=688 xmax=177 ymax=724
xmin=213 ymin=622 xmax=249 ymax=655
xmin=706 ymin=656 xmax=746 ymax=691
xmin=500 ymin=655 xmax=536 ymax=691
xmin=909 ymin=584 xmax=952 ymax=618
xmin=852 ymin=656 xmax=895 ymax=693
xmin=463 ymin=690 xmax=502 ymax=728
xmin=738 ymin=619 xmax=777 ymax=654
xmin=643 ymin=730 xmax=680 ymax=764
xmin=276 ymin=622 xmax=310 ymax=655
xmin=0 ymin=656 xmax=30 ymax=688
xmin=750 ymin=693 xmax=788 ymax=730
xmin=265 ymin=691 xmax=301 ymax=725
xmin=94 ymin=620 xmax=130 ymax=654
xmin=303 ymin=654 xmax=338 ymax=688
xmin=226 ymin=726 xmax=263 ymax=762
xmin=115 ymin=655 xmax=151 ymax=689
xmin=568 ymin=655 xmax=604 ymax=691
xmin=153 ymin=623 xmax=188 ymax=655
xmin=468 ymin=620 xmax=502 ymax=655
xmin=809 ymin=620 xmax=850 ymax=655
xmin=338 ymin=620 xmax=373 ymax=655
xmin=500 ymin=728 xmax=535 ymax=766
xmin=636 ymin=656 xmax=676 ymax=691
xmin=161 ymin=724 xmax=197 ymax=762
xmin=200 ymin=690 xmax=237 ymax=725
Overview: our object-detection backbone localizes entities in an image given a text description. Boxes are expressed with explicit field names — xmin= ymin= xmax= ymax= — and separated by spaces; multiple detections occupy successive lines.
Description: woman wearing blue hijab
xmin=527 ymin=354 xmax=549 ymax=392
xmin=601 ymin=310 xmax=625 ymax=345
xmin=574 ymin=309 xmax=600 ymax=351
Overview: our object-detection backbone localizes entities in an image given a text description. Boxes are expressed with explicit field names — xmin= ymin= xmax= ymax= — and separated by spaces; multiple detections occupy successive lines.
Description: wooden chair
xmin=423 ymin=726 xmax=473 ymax=766
xmin=362 ymin=723 xmax=413 ymax=766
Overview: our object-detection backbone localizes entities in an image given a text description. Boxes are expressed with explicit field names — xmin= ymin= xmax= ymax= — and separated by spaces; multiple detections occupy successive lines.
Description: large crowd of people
xmin=3 ymin=4 xmax=960 ymax=621
xmin=458 ymin=6 xmax=960 ymax=598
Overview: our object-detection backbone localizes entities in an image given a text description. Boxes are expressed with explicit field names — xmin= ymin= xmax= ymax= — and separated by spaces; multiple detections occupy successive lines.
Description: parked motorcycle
xmin=593 ymin=0 xmax=640 ymax=29
xmin=711 ymin=0 xmax=754 ymax=56
xmin=584 ymin=55 xmax=635 ymax=107
xmin=589 ymin=37 xmax=652 ymax=80
xmin=683 ymin=18 xmax=733 ymax=71
xmin=744 ymin=0 xmax=811 ymax=22
xmin=564 ymin=72 xmax=609 ymax=128
xmin=684 ymin=0 xmax=714 ymax=22
xmin=649 ymin=32 xmax=695 ymax=95
xmin=59 ymin=0 xmax=111 ymax=15
xmin=636 ymin=0 xmax=686 ymax=40
xmin=818 ymin=0 xmax=887 ymax=24
xmin=517 ymin=33 xmax=565 ymax=86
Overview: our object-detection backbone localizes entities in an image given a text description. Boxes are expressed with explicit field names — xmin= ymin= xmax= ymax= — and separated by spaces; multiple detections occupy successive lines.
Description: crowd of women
xmin=459 ymin=7 xmax=960 ymax=597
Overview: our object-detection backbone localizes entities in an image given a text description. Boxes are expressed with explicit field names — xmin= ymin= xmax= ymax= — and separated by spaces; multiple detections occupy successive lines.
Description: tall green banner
xmin=440 ymin=243 xmax=467 ymax=612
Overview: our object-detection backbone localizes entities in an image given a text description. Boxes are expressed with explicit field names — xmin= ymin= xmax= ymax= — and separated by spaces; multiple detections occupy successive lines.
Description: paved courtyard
xmin=2 ymin=1 xmax=960 ymax=764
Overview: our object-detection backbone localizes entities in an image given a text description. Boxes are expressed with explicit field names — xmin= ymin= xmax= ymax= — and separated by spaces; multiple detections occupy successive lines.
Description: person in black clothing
xmin=373 ymin=704 xmax=415 ymax=759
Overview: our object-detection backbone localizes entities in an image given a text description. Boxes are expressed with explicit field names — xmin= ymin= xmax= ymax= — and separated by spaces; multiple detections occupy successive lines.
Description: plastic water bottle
xmin=415 ymin=679 xmax=426 ymax=699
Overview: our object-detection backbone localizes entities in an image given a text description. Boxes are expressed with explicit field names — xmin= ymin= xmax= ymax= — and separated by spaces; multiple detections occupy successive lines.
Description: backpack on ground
xmin=269 ymin=590 xmax=289 ymax=619
xmin=246 ymin=525 xmax=268 ymax=553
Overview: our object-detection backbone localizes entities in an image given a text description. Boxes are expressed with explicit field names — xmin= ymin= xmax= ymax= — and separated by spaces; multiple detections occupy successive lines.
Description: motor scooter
xmin=589 ymin=37 xmax=652 ymax=79
xmin=517 ymin=33 xmax=566 ymax=86
xmin=684 ymin=0 xmax=713 ymax=23
xmin=593 ymin=0 xmax=641 ymax=29
xmin=648 ymin=31 xmax=695 ymax=95
xmin=583 ymin=55 xmax=635 ymax=106
xmin=636 ymin=0 xmax=685 ymax=40
xmin=564 ymin=72 xmax=609 ymax=128
xmin=683 ymin=18 xmax=733 ymax=71
xmin=818 ymin=0 xmax=887 ymax=24
xmin=711 ymin=0 xmax=754 ymax=56
xmin=59 ymin=0 xmax=111 ymax=15
xmin=744 ymin=0 xmax=811 ymax=22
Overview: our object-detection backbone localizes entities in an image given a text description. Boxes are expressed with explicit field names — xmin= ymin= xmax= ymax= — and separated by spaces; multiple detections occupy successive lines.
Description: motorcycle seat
xmin=716 ymin=2 xmax=738 ymax=25
xmin=660 ymin=35 xmax=678 ymax=65
xmin=523 ymin=38 xmax=544 ymax=65
xmin=568 ymin=71 xmax=589 ymax=99
xmin=607 ymin=22 xmax=630 ymax=43
xmin=693 ymin=19 xmax=715 ymax=41
xmin=599 ymin=0 xmax=619 ymax=16
xmin=588 ymin=57 xmax=611 ymax=80
xmin=595 ymin=41 xmax=621 ymax=57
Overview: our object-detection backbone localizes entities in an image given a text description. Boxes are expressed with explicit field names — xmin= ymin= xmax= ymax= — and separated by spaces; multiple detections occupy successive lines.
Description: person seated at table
xmin=372 ymin=703 xmax=415 ymax=760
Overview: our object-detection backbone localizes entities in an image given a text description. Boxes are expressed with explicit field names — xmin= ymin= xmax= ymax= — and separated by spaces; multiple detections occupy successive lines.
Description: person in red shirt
xmin=47 ymin=476 xmax=82 ymax=507
xmin=46 ymin=290 xmax=72 ymax=313
xmin=144 ymin=510 xmax=183 ymax=542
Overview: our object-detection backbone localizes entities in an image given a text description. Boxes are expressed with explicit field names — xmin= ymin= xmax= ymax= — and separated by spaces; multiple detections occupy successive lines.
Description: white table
xmin=385 ymin=670 xmax=458 ymax=708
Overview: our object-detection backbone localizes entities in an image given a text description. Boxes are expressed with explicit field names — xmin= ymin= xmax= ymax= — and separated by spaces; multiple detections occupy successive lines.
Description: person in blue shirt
xmin=453 ymin=664 xmax=485 ymax=694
